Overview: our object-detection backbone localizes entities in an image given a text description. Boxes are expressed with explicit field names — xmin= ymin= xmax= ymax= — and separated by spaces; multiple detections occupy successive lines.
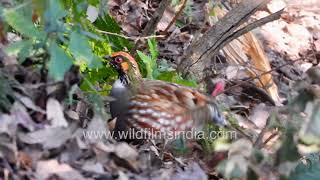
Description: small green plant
xmin=136 ymin=38 xmax=197 ymax=87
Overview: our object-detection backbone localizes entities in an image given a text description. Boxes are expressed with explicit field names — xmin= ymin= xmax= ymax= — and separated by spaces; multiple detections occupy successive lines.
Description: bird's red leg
xmin=211 ymin=81 xmax=225 ymax=97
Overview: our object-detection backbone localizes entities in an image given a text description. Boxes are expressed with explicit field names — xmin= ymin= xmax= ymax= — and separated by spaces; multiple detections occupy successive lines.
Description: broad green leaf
xmin=290 ymin=154 xmax=320 ymax=180
xmin=79 ymin=20 xmax=112 ymax=56
xmin=4 ymin=10 xmax=45 ymax=39
xmin=5 ymin=40 xmax=33 ymax=56
xmin=48 ymin=42 xmax=73 ymax=81
xmin=44 ymin=0 xmax=68 ymax=33
xmin=81 ymin=30 xmax=103 ymax=41
xmin=5 ymin=40 xmax=35 ymax=63
xmin=45 ymin=0 xmax=67 ymax=22
xmin=137 ymin=50 xmax=154 ymax=79
xmin=80 ymin=66 xmax=117 ymax=93
xmin=69 ymin=31 xmax=101 ymax=68
xmin=88 ymin=56 xmax=103 ymax=69
xmin=93 ymin=15 xmax=133 ymax=51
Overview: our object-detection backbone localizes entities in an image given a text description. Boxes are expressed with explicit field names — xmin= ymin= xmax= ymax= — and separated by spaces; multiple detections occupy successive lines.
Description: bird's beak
xmin=104 ymin=55 xmax=111 ymax=60
xmin=104 ymin=55 xmax=116 ymax=68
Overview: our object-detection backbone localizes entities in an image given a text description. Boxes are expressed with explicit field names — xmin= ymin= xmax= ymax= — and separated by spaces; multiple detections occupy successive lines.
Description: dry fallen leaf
xmin=18 ymin=124 xmax=77 ymax=149
xmin=85 ymin=115 xmax=109 ymax=143
xmin=18 ymin=151 xmax=33 ymax=170
xmin=171 ymin=163 xmax=207 ymax=180
xmin=114 ymin=142 xmax=139 ymax=161
xmin=249 ymin=103 xmax=273 ymax=129
xmin=216 ymin=7 xmax=281 ymax=105
xmin=46 ymin=98 xmax=68 ymax=128
xmin=82 ymin=161 xmax=105 ymax=174
xmin=11 ymin=102 xmax=39 ymax=131
xmin=0 ymin=135 xmax=18 ymax=164
xmin=66 ymin=110 xmax=80 ymax=121
xmin=14 ymin=93 xmax=45 ymax=113
xmin=36 ymin=159 xmax=85 ymax=180
xmin=0 ymin=114 xmax=15 ymax=136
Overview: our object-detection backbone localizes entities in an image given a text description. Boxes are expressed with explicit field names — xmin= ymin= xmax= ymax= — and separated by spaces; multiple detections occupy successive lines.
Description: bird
xmin=106 ymin=51 xmax=226 ymax=140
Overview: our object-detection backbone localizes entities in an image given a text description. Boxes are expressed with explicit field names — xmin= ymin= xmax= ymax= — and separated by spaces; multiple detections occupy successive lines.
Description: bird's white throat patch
xmin=112 ymin=79 xmax=126 ymax=89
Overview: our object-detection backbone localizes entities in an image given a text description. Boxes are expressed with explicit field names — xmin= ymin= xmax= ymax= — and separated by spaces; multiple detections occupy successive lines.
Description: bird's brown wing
xmin=127 ymin=80 xmax=213 ymax=132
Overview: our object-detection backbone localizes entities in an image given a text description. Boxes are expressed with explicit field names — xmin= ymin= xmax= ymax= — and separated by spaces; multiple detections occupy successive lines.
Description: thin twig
xmin=140 ymin=0 xmax=171 ymax=37
xmin=177 ymin=0 xmax=279 ymax=79
xmin=163 ymin=0 xmax=188 ymax=33
xmin=96 ymin=29 xmax=165 ymax=40
xmin=203 ymin=8 xmax=284 ymax=64
xmin=130 ymin=0 xmax=171 ymax=54
xmin=5 ymin=0 xmax=31 ymax=12
xmin=253 ymin=114 xmax=270 ymax=148
xmin=262 ymin=132 xmax=279 ymax=146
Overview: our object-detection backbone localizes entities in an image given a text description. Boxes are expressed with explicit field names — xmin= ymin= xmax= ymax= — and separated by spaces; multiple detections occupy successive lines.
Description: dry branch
xmin=177 ymin=0 xmax=281 ymax=80
xmin=163 ymin=0 xmax=188 ymax=33
xmin=131 ymin=0 xmax=171 ymax=54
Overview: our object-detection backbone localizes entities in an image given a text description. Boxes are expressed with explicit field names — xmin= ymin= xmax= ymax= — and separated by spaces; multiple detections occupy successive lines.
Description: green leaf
xmin=93 ymin=15 xmax=133 ymax=51
xmin=44 ymin=0 xmax=68 ymax=33
xmin=88 ymin=56 xmax=103 ymax=69
xmin=157 ymin=59 xmax=175 ymax=72
xmin=156 ymin=71 xmax=176 ymax=82
xmin=0 ymin=73 xmax=14 ymax=112
xmin=88 ymin=0 xmax=100 ymax=6
xmin=48 ymin=42 xmax=73 ymax=81
xmin=5 ymin=40 xmax=36 ymax=63
xmin=80 ymin=30 xmax=103 ymax=41
xmin=175 ymin=79 xmax=197 ymax=87
xmin=276 ymin=125 xmax=301 ymax=165
xmin=290 ymin=154 xmax=320 ymax=180
xmin=5 ymin=40 xmax=33 ymax=56
xmin=80 ymin=66 xmax=117 ymax=93
xmin=147 ymin=38 xmax=158 ymax=61
xmin=299 ymin=101 xmax=320 ymax=145
xmin=137 ymin=50 xmax=155 ymax=79
xmin=4 ymin=10 xmax=45 ymax=39
xmin=69 ymin=31 xmax=101 ymax=68
xmin=217 ymin=139 xmax=253 ymax=179
xmin=157 ymin=71 xmax=197 ymax=87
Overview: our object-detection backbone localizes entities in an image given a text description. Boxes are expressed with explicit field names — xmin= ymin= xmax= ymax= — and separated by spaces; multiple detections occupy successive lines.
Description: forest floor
xmin=0 ymin=0 xmax=319 ymax=179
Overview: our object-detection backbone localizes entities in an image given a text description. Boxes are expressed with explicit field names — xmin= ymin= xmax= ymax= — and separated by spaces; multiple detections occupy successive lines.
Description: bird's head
xmin=105 ymin=51 xmax=142 ymax=84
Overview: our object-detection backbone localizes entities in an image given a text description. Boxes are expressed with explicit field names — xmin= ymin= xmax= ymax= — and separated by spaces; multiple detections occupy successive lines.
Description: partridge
xmin=107 ymin=52 xmax=226 ymax=139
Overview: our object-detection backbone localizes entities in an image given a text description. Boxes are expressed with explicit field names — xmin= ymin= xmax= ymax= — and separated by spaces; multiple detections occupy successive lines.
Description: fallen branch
xmin=177 ymin=0 xmax=282 ymax=81
xmin=205 ymin=8 xmax=284 ymax=63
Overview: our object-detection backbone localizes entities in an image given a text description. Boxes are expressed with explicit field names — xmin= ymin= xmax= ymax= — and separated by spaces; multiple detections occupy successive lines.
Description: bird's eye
xmin=114 ymin=57 xmax=123 ymax=64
